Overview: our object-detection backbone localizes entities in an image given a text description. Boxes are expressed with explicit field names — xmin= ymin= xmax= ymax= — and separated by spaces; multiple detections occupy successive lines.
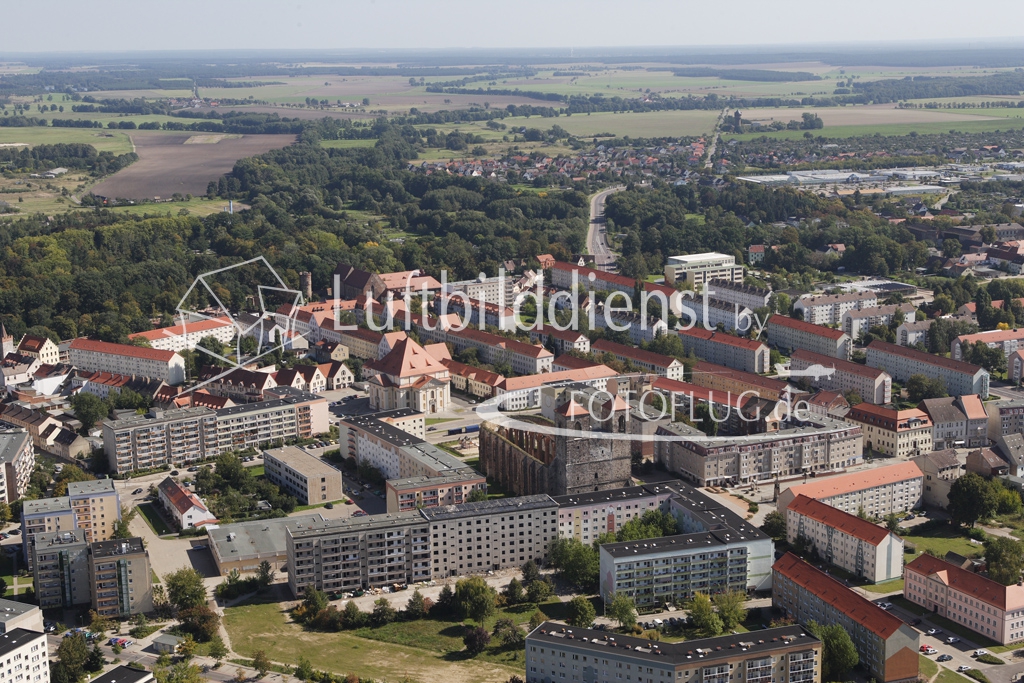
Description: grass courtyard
xmin=136 ymin=502 xmax=174 ymax=536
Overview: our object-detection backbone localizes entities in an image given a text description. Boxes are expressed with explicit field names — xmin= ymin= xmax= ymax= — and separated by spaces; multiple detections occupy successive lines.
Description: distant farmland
xmin=91 ymin=131 xmax=295 ymax=200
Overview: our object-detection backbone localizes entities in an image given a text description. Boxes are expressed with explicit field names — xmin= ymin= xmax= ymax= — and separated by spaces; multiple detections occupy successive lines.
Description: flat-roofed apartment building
xmin=68 ymin=338 xmax=186 ymax=385
xmin=21 ymin=479 xmax=121 ymax=569
xmin=989 ymin=398 xmax=1024 ymax=439
xmin=773 ymin=553 xmax=920 ymax=683
xmin=846 ymin=404 xmax=933 ymax=458
xmin=0 ymin=430 xmax=34 ymax=503
xmin=790 ymin=349 xmax=891 ymax=404
xmin=34 ymin=529 xmax=89 ymax=609
xmin=385 ymin=470 xmax=487 ymax=513
xmin=786 ymin=494 xmax=903 ymax=583
xmin=663 ymin=252 xmax=744 ymax=286
xmin=129 ymin=316 xmax=235 ymax=353
xmin=866 ymin=340 xmax=989 ymax=399
xmin=677 ymin=328 xmax=770 ymax=374
xmin=89 ymin=538 xmax=153 ymax=618
xmin=591 ymin=339 xmax=685 ymax=380
xmin=656 ymin=416 xmax=863 ymax=486
xmin=340 ymin=412 xmax=471 ymax=481
xmin=767 ymin=315 xmax=852 ymax=360
xmin=263 ymin=445 xmax=343 ymax=505
xmin=704 ymin=279 xmax=772 ymax=310
xmin=553 ymin=486 xmax=667 ymax=544
xmin=777 ymin=461 xmax=924 ymax=517
xmin=0 ymin=629 xmax=50 ymax=683
xmin=905 ymin=554 xmax=1024 ymax=644
xmin=420 ymin=495 xmax=558 ymax=579
xmin=209 ymin=514 xmax=324 ymax=576
xmin=795 ymin=291 xmax=877 ymax=326
xmin=525 ymin=623 xmax=821 ymax=683
xmin=0 ymin=599 xmax=43 ymax=634
xmin=288 ymin=511 xmax=431 ymax=596
xmin=103 ymin=388 xmax=329 ymax=473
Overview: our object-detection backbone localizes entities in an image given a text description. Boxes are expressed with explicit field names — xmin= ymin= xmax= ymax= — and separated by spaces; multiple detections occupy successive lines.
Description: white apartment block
xmin=552 ymin=486 xmax=666 ymax=543
xmin=953 ymin=328 xmax=1024 ymax=361
xmin=0 ymin=430 xmax=35 ymax=503
xmin=768 ymin=315 xmax=852 ymax=360
xmin=790 ymin=348 xmax=891 ymax=404
xmin=0 ymin=629 xmax=49 ymax=683
xmin=844 ymin=303 xmax=916 ymax=340
xmin=778 ymin=461 xmax=924 ymax=517
xmin=442 ymin=275 xmax=515 ymax=306
xmin=691 ymin=297 xmax=759 ymax=334
xmin=591 ymin=339 xmax=685 ymax=380
xmin=593 ymin=306 xmax=668 ymax=345
xmin=677 ymin=328 xmax=770 ymax=374
xmin=437 ymin=294 xmax=516 ymax=331
xmin=795 ymin=291 xmax=877 ymax=326
xmin=16 ymin=335 xmax=60 ymax=366
xmin=341 ymin=412 xmax=468 ymax=481
xmin=786 ymin=494 xmax=903 ymax=583
xmin=866 ymin=340 xmax=990 ymax=399
xmin=128 ymin=317 xmax=235 ymax=353
xmin=897 ymin=320 xmax=932 ymax=347
xmin=69 ymin=338 xmax=186 ymax=385
xmin=703 ymin=279 xmax=772 ymax=310
xmin=663 ymin=252 xmax=744 ymax=286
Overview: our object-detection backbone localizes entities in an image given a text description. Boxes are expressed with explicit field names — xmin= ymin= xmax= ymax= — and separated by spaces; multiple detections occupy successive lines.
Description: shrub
xmin=965 ymin=670 xmax=991 ymax=683
xmin=976 ymin=654 xmax=1003 ymax=665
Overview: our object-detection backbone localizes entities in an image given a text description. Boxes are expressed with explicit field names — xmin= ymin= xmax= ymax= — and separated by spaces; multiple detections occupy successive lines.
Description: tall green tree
xmin=712 ymin=591 xmax=747 ymax=631
xmin=164 ymin=568 xmax=207 ymax=610
xmin=687 ymin=592 xmax=723 ymax=637
xmin=948 ymin=472 xmax=999 ymax=527
xmin=454 ymin=576 xmax=496 ymax=622
xmin=985 ymin=536 xmax=1024 ymax=586
xmin=808 ymin=621 xmax=859 ymax=682
xmin=566 ymin=596 xmax=597 ymax=628
xmin=760 ymin=510 xmax=786 ymax=540
xmin=607 ymin=592 xmax=637 ymax=631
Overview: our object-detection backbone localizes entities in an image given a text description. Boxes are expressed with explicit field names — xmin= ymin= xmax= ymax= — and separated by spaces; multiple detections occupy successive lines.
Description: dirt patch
xmin=183 ymin=134 xmax=240 ymax=144
xmin=743 ymin=104 xmax=1001 ymax=126
xmin=91 ymin=131 xmax=294 ymax=200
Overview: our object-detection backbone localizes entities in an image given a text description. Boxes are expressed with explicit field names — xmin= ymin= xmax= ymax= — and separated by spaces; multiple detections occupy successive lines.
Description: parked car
xmin=353 ymin=511 xmax=369 ymax=517
xmin=920 ymin=646 xmax=936 ymax=654
xmin=325 ymin=503 xmax=334 ymax=509
xmin=947 ymin=637 xmax=961 ymax=644
xmin=910 ymin=619 xmax=922 ymax=626
xmin=132 ymin=488 xmax=143 ymax=495
xmin=170 ymin=470 xmax=179 ymax=476
xmin=9 ymin=530 xmax=18 ymax=535
xmin=876 ymin=601 xmax=892 ymax=610
xmin=957 ymin=666 xmax=972 ymax=673
xmin=974 ymin=650 xmax=990 ymax=657
xmin=187 ymin=466 xmax=199 ymax=472
xmin=937 ymin=655 xmax=952 ymax=662
xmin=926 ymin=629 xmax=941 ymax=636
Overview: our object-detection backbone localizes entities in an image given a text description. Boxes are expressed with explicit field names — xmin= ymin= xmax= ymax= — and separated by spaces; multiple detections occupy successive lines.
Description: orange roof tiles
xmin=677 ymin=326 xmax=768 ymax=351
xmin=787 ymin=495 xmax=892 ymax=546
xmin=367 ymin=337 xmax=448 ymax=379
xmin=69 ymin=338 xmax=177 ymax=362
xmin=847 ymin=404 xmax=932 ymax=432
xmin=785 ymin=461 xmax=924 ymax=501
xmin=592 ymin=339 xmax=680 ymax=369
xmin=773 ymin=552 xmax=906 ymax=638
xmin=791 ymin=349 xmax=888 ymax=380
xmin=867 ymin=340 xmax=985 ymax=375
xmin=769 ymin=314 xmax=848 ymax=341
xmin=906 ymin=554 xmax=1016 ymax=610
xmin=129 ymin=317 xmax=233 ymax=342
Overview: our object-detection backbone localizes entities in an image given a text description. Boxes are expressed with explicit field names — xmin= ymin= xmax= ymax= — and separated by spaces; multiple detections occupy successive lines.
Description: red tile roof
xmin=129 ymin=317 xmax=233 ymax=342
xmin=158 ymin=476 xmax=210 ymax=516
xmin=553 ymin=354 xmax=603 ymax=370
xmin=551 ymin=261 xmax=637 ymax=289
xmin=787 ymin=495 xmax=892 ymax=546
xmin=906 ymin=554 xmax=1015 ymax=610
xmin=773 ymin=552 xmax=907 ymax=638
xmin=69 ymin=338 xmax=177 ymax=362
xmin=17 ymin=335 xmax=50 ymax=353
xmin=677 ymin=327 xmax=768 ymax=351
xmin=785 ymin=461 xmax=924 ymax=501
xmin=791 ymin=349 xmax=888 ymax=380
xmin=366 ymin=337 xmax=448 ymax=379
xmin=497 ymin=365 xmax=617 ymax=392
xmin=867 ymin=340 xmax=985 ymax=375
xmin=691 ymin=361 xmax=789 ymax=393
xmin=769 ymin=315 xmax=848 ymax=341
xmin=847 ymin=404 xmax=932 ymax=432
xmin=592 ymin=339 xmax=680 ymax=369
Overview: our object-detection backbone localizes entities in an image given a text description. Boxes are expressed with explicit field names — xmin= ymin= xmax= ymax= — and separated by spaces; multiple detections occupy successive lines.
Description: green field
xmin=920 ymin=654 xmax=939 ymax=680
xmin=725 ymin=117 xmax=1024 ymax=141
xmin=223 ymin=593 xmax=527 ymax=683
xmin=502 ymin=109 xmax=721 ymax=138
xmin=320 ymin=139 xmax=378 ymax=149
xmin=0 ymin=126 xmax=134 ymax=154
xmin=861 ymin=578 xmax=904 ymax=594
xmin=903 ymin=524 xmax=983 ymax=562
xmin=136 ymin=502 xmax=174 ymax=536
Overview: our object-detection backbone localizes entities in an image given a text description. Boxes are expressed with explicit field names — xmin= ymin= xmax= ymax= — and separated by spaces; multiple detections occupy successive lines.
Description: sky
xmin=4 ymin=0 xmax=1024 ymax=54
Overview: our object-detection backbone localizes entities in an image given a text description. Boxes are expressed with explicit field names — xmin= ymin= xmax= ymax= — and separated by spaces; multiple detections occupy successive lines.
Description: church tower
xmin=0 ymin=321 xmax=14 ymax=358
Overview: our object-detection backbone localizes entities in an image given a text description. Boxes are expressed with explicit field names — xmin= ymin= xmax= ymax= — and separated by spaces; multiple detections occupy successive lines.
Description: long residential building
xmin=790 ymin=349 xmax=891 ymax=404
xmin=866 ymin=340 xmax=989 ymax=399
xmin=786 ymin=494 xmax=903 ymax=583
xmin=385 ymin=470 xmax=488 ymax=513
xmin=704 ymin=279 xmax=772 ymax=310
xmin=773 ymin=552 xmax=920 ymax=683
xmin=553 ymin=486 xmax=666 ymax=544
xmin=525 ymin=623 xmax=822 ymax=683
xmin=20 ymin=479 xmax=125 ymax=568
xmin=905 ymin=554 xmax=1024 ymax=645
xmin=287 ymin=495 xmax=558 ymax=596
xmin=677 ymin=328 xmax=770 ymax=374
xmin=0 ymin=430 xmax=33 ymax=503
xmin=655 ymin=416 xmax=863 ymax=486
xmin=690 ymin=361 xmax=791 ymax=401
xmin=408 ymin=315 xmax=554 ymax=375
xmin=102 ymin=387 xmax=329 ymax=473
xmin=68 ymin=338 xmax=186 ymax=385
xmin=550 ymin=261 xmax=637 ymax=295
xmin=767 ymin=315 xmax=852 ymax=360
xmin=843 ymin=303 xmax=917 ymax=340
xmin=129 ymin=317 xmax=235 ymax=353
xmin=953 ymin=328 xmax=1024 ymax=361
xmin=777 ymin=461 xmax=924 ymax=517
xmin=591 ymin=339 xmax=685 ymax=380
xmin=340 ymin=412 xmax=473 ymax=481
xmin=845 ymin=404 xmax=933 ymax=458
xmin=795 ymin=291 xmax=877 ymax=326
xmin=989 ymin=398 xmax=1024 ymax=439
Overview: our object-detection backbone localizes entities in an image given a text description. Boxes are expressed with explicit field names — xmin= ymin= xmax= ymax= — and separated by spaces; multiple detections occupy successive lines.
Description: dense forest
xmin=0 ymin=143 xmax=137 ymax=175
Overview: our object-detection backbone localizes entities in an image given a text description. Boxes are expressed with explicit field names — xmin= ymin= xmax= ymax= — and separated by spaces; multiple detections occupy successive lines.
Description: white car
xmin=947 ymin=637 xmax=960 ymax=644
xmin=876 ymin=601 xmax=892 ymax=610
xmin=926 ymin=629 xmax=940 ymax=636
xmin=974 ymin=650 xmax=990 ymax=657
xmin=957 ymin=666 xmax=972 ymax=673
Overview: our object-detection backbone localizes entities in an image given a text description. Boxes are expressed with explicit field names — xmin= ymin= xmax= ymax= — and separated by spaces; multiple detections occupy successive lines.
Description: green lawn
xmin=293 ymin=499 xmax=348 ymax=512
xmin=903 ymin=523 xmax=983 ymax=562
xmin=862 ymin=578 xmax=905 ymax=594
xmin=724 ymin=117 xmax=1023 ymax=141
xmin=425 ymin=417 xmax=457 ymax=426
xmin=936 ymin=668 xmax=973 ymax=683
xmin=919 ymin=654 xmax=939 ymax=680
xmin=223 ymin=593 xmax=523 ymax=683
xmin=136 ymin=502 xmax=174 ymax=536
xmin=320 ymin=139 xmax=377 ymax=149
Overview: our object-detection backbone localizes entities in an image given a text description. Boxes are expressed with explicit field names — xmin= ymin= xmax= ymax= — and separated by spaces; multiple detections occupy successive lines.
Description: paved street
xmin=587 ymin=186 xmax=624 ymax=271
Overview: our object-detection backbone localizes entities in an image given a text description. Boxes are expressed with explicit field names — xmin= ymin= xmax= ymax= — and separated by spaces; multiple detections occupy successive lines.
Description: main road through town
xmin=587 ymin=185 xmax=624 ymax=271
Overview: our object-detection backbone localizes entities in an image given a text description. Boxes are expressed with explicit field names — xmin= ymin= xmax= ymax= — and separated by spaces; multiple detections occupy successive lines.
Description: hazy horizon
xmin=6 ymin=0 xmax=1024 ymax=56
